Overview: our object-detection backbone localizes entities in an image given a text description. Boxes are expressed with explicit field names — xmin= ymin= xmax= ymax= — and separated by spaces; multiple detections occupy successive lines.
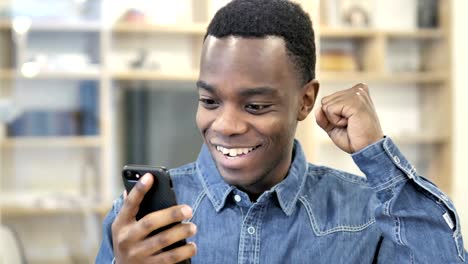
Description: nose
xmin=211 ymin=105 xmax=248 ymax=136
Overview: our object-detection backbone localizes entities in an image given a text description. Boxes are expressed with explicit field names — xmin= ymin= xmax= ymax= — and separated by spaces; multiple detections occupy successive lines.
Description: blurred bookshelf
xmin=319 ymin=71 xmax=448 ymax=83
xmin=0 ymin=68 xmax=14 ymax=78
xmin=320 ymin=27 xmax=444 ymax=39
xmin=112 ymin=69 xmax=199 ymax=81
xmin=0 ymin=0 xmax=453 ymax=263
xmin=113 ymin=22 xmax=207 ymax=34
xmin=316 ymin=0 xmax=452 ymax=192
xmin=0 ymin=19 xmax=10 ymax=29
xmin=1 ymin=136 xmax=102 ymax=148
xmin=0 ymin=71 xmax=101 ymax=80
xmin=317 ymin=133 xmax=449 ymax=146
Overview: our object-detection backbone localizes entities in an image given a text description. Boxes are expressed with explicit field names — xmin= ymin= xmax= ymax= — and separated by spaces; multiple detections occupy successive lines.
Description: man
xmin=97 ymin=0 xmax=467 ymax=263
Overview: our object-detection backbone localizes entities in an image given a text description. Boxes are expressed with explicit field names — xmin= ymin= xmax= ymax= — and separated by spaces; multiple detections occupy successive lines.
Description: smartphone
xmin=122 ymin=165 xmax=188 ymax=254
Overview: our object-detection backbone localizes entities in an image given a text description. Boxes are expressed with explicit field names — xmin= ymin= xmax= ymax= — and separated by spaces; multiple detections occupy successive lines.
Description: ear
xmin=297 ymin=79 xmax=319 ymax=121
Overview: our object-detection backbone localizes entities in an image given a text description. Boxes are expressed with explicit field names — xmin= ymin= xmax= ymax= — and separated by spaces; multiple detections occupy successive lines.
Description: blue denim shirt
xmin=96 ymin=137 xmax=466 ymax=263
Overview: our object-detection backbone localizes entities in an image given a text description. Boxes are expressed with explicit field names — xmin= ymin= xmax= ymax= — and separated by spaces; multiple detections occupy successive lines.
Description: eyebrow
xmin=196 ymin=80 xmax=279 ymax=98
xmin=196 ymin=80 xmax=216 ymax=94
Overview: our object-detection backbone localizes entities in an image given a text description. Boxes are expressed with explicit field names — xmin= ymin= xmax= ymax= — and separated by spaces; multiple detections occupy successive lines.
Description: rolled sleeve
xmin=352 ymin=136 xmax=466 ymax=262
xmin=352 ymin=136 xmax=414 ymax=190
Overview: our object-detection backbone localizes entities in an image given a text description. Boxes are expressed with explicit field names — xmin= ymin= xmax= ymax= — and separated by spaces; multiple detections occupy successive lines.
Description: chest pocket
xmin=298 ymin=193 xmax=376 ymax=236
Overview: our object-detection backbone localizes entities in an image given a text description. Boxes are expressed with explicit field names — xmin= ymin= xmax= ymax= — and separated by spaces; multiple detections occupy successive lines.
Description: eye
xmin=199 ymin=98 xmax=219 ymax=109
xmin=245 ymin=104 xmax=272 ymax=114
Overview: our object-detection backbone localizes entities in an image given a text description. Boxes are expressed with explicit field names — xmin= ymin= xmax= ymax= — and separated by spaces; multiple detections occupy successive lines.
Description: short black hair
xmin=205 ymin=0 xmax=316 ymax=85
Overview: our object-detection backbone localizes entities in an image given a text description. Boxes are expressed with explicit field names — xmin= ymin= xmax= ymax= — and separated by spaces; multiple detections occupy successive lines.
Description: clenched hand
xmin=315 ymin=83 xmax=384 ymax=153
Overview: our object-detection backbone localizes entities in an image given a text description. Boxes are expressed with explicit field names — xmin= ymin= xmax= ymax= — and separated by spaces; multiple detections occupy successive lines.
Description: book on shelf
xmin=7 ymin=81 xmax=99 ymax=137
xmin=7 ymin=110 xmax=80 ymax=137
xmin=78 ymin=80 xmax=99 ymax=135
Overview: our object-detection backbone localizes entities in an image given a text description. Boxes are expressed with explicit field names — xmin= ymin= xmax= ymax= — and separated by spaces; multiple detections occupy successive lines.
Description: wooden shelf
xmin=22 ymin=71 xmax=101 ymax=80
xmin=384 ymin=29 xmax=444 ymax=39
xmin=320 ymin=27 xmax=377 ymax=38
xmin=1 ymin=206 xmax=89 ymax=216
xmin=0 ymin=20 xmax=100 ymax=32
xmin=0 ymin=70 xmax=101 ymax=80
xmin=391 ymin=134 xmax=449 ymax=145
xmin=0 ymin=191 xmax=109 ymax=216
xmin=319 ymin=71 xmax=448 ymax=83
xmin=1 ymin=136 xmax=102 ymax=148
xmin=28 ymin=21 xmax=101 ymax=32
xmin=1 ymin=204 xmax=108 ymax=216
xmin=113 ymin=23 xmax=207 ymax=34
xmin=0 ymin=20 xmax=10 ymax=30
xmin=112 ymin=70 xmax=199 ymax=81
xmin=0 ymin=68 xmax=14 ymax=78
xmin=317 ymin=134 xmax=448 ymax=145
xmin=320 ymin=27 xmax=443 ymax=39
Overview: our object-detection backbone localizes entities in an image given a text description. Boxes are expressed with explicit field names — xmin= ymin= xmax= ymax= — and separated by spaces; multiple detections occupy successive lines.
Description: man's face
xmin=196 ymin=36 xmax=316 ymax=195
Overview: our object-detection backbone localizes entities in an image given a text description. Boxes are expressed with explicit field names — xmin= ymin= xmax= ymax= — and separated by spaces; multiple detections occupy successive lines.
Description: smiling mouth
xmin=215 ymin=145 xmax=261 ymax=157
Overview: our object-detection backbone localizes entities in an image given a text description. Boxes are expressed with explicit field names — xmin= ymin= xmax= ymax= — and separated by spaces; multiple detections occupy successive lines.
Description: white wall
xmin=452 ymin=0 xmax=468 ymax=240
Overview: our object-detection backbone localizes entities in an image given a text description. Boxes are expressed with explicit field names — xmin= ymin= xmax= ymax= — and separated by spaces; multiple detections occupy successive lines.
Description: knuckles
xmin=114 ymin=230 xmax=131 ymax=251
xmin=126 ymin=247 xmax=140 ymax=261
xmin=162 ymin=250 xmax=179 ymax=263
xmin=320 ymin=83 xmax=370 ymax=107
xmin=154 ymin=233 xmax=170 ymax=248
xmin=158 ymin=243 xmax=196 ymax=264
xmin=355 ymin=82 xmax=369 ymax=90
xmin=140 ymin=217 xmax=156 ymax=231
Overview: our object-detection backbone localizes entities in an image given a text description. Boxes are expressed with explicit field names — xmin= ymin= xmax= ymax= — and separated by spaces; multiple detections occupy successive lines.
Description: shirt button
xmin=393 ymin=156 xmax=401 ymax=164
xmin=234 ymin=194 xmax=241 ymax=203
xmin=247 ymin=226 xmax=256 ymax=235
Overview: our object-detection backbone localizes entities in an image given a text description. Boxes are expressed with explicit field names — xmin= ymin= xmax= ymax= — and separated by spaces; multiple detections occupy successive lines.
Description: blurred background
xmin=0 ymin=0 xmax=466 ymax=263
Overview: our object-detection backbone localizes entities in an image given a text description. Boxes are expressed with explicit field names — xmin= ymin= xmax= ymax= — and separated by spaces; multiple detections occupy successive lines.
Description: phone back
xmin=122 ymin=165 xmax=177 ymax=221
xmin=122 ymin=165 xmax=190 ymax=263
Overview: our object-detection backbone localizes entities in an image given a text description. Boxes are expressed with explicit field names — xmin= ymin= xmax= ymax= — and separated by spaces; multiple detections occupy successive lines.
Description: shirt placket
xmin=238 ymin=201 xmax=267 ymax=264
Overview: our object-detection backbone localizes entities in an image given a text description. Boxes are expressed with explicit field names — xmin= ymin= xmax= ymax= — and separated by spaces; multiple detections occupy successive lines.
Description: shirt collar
xmin=196 ymin=139 xmax=308 ymax=216
xmin=196 ymin=144 xmax=234 ymax=212
xmin=273 ymin=140 xmax=308 ymax=216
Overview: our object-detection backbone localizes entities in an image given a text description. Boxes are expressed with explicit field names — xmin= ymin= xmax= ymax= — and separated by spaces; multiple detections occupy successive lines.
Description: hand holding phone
xmin=122 ymin=165 xmax=178 ymax=223
xmin=112 ymin=166 xmax=197 ymax=264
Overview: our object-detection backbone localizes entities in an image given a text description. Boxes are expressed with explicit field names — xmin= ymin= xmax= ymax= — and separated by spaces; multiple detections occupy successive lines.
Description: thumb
xmin=315 ymin=107 xmax=331 ymax=132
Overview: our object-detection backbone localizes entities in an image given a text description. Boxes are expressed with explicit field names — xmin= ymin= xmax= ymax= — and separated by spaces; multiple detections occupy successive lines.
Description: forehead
xmin=199 ymin=36 xmax=298 ymax=88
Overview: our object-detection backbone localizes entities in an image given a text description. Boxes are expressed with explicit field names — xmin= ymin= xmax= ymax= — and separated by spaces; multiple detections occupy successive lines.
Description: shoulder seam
xmin=169 ymin=163 xmax=197 ymax=176
xmin=308 ymin=165 xmax=369 ymax=186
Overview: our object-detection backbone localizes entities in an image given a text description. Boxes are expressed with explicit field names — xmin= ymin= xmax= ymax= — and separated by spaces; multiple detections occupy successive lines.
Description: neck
xmin=238 ymin=143 xmax=296 ymax=202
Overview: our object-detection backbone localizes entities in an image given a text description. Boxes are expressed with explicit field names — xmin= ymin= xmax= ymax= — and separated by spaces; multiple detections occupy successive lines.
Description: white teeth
xmin=222 ymin=148 xmax=230 ymax=155
xmin=216 ymin=146 xmax=256 ymax=157
xmin=229 ymin=149 xmax=237 ymax=156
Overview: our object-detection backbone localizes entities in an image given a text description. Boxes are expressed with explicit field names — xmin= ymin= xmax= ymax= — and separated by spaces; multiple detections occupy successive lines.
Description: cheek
xmin=195 ymin=106 xmax=207 ymax=132
xmin=196 ymin=107 xmax=219 ymax=137
xmin=254 ymin=115 xmax=292 ymax=140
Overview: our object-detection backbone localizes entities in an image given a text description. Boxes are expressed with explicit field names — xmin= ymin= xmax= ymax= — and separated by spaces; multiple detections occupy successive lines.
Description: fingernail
xmin=181 ymin=206 xmax=193 ymax=218
xmin=141 ymin=173 xmax=151 ymax=185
